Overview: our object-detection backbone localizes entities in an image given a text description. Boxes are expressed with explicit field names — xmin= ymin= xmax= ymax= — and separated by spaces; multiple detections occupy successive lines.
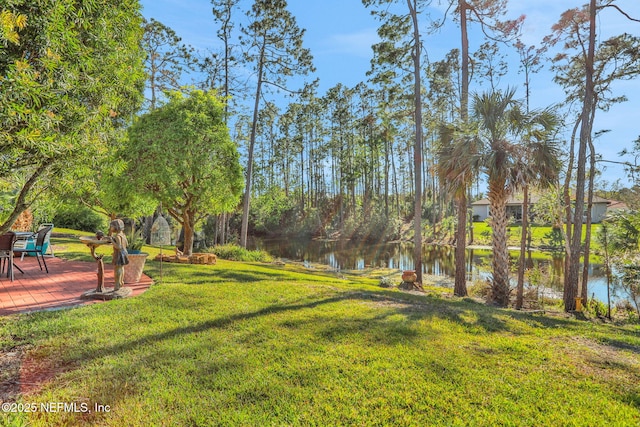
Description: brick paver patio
xmin=0 ymin=256 xmax=152 ymax=316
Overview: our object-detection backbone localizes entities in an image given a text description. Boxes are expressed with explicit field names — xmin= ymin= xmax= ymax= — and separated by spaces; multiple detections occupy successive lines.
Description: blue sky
xmin=139 ymin=0 xmax=640 ymax=186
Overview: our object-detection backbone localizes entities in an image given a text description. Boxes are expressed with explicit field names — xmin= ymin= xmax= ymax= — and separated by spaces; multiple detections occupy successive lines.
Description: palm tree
xmin=472 ymin=89 xmax=560 ymax=307
xmin=438 ymin=124 xmax=481 ymax=297
xmin=514 ymin=111 xmax=561 ymax=309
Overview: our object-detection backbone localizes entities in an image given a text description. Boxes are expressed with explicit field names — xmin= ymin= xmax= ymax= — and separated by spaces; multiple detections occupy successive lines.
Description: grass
xmin=473 ymin=222 xmax=602 ymax=249
xmin=208 ymin=244 xmax=273 ymax=263
xmin=1 ymin=234 xmax=639 ymax=426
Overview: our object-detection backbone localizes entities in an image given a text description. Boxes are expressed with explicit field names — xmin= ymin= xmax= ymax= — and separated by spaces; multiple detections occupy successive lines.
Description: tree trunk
xmin=516 ymin=185 xmax=529 ymax=309
xmin=384 ymin=134 xmax=390 ymax=218
xmin=452 ymin=0 xmax=470 ymax=296
xmin=562 ymin=119 xmax=580 ymax=307
xmin=564 ymin=0 xmax=596 ymax=312
xmin=240 ymin=43 xmax=265 ymax=248
xmin=467 ymin=190 xmax=474 ymax=245
xmin=182 ymin=212 xmax=195 ymax=256
xmin=0 ymin=162 xmax=50 ymax=235
xmin=454 ymin=191 xmax=468 ymax=297
xmin=460 ymin=0 xmax=469 ymax=121
xmin=408 ymin=0 xmax=423 ymax=284
xmin=581 ymin=128 xmax=597 ymax=304
xmin=489 ymin=179 xmax=511 ymax=306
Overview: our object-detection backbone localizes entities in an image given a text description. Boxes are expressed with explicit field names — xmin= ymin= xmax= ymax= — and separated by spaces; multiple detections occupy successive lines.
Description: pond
xmin=249 ymin=237 xmax=628 ymax=303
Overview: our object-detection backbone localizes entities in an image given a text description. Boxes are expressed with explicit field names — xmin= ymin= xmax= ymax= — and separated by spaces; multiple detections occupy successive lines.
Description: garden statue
xmin=79 ymin=219 xmax=132 ymax=300
xmin=106 ymin=219 xmax=129 ymax=291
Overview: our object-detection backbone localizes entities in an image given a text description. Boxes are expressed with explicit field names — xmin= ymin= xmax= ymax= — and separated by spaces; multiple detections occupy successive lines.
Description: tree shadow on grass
xmin=68 ymin=294 xmax=360 ymax=362
xmin=366 ymin=288 xmax=591 ymax=334
xmin=206 ymin=269 xmax=292 ymax=283
xmin=145 ymin=262 xmax=316 ymax=285
xmin=596 ymin=336 xmax=640 ymax=355
xmin=67 ymin=288 xmax=601 ymax=367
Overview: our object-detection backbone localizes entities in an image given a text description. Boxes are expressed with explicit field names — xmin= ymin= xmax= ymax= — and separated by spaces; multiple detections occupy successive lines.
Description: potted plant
xmin=128 ymin=229 xmax=144 ymax=254
xmin=124 ymin=228 xmax=148 ymax=284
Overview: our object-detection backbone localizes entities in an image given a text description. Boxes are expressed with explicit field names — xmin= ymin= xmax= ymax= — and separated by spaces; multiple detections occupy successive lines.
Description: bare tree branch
xmin=600 ymin=4 xmax=640 ymax=23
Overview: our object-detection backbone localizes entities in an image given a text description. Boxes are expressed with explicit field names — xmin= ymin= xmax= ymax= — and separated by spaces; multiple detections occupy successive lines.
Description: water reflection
xmin=250 ymin=237 xmax=621 ymax=302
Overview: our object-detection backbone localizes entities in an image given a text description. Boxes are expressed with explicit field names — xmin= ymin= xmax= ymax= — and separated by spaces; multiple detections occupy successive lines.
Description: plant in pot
xmin=128 ymin=229 xmax=144 ymax=254
xmin=124 ymin=228 xmax=149 ymax=284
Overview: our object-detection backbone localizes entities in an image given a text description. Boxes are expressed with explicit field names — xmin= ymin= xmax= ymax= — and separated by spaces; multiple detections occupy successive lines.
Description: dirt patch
xmin=557 ymin=336 xmax=640 ymax=384
xmin=0 ymin=346 xmax=73 ymax=403
xmin=0 ymin=346 xmax=27 ymax=402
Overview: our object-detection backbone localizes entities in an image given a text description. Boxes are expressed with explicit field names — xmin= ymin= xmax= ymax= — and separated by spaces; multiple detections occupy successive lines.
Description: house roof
xmin=607 ymin=200 xmax=629 ymax=210
xmin=471 ymin=194 xmax=542 ymax=206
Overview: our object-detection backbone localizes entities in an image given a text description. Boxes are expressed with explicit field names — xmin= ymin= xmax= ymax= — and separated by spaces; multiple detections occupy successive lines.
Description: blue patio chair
xmin=14 ymin=224 xmax=53 ymax=273
xmin=15 ymin=223 xmax=54 ymax=259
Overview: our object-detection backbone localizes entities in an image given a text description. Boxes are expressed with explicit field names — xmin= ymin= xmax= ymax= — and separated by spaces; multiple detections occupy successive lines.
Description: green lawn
xmin=472 ymin=222 xmax=601 ymax=249
xmin=1 ymin=235 xmax=639 ymax=426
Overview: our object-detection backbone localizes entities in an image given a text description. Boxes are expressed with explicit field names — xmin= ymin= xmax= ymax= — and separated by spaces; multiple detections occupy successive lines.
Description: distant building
xmin=471 ymin=194 xmax=618 ymax=223
xmin=606 ymin=200 xmax=629 ymax=212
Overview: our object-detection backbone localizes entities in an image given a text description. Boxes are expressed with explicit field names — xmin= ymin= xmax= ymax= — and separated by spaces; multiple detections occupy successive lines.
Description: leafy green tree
xmin=238 ymin=0 xmax=314 ymax=248
xmin=0 ymin=0 xmax=146 ymax=234
xmin=68 ymin=138 xmax=157 ymax=221
xmin=598 ymin=213 xmax=640 ymax=318
xmin=124 ymin=90 xmax=243 ymax=255
xmin=0 ymin=10 xmax=26 ymax=45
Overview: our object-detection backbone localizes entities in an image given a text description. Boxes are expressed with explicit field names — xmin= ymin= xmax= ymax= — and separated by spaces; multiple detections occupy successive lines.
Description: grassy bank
xmin=472 ymin=222 xmax=601 ymax=250
xmin=1 ymin=236 xmax=639 ymax=426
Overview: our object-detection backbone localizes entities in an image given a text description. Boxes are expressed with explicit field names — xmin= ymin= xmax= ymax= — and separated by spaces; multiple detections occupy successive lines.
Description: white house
xmin=471 ymin=194 xmax=616 ymax=223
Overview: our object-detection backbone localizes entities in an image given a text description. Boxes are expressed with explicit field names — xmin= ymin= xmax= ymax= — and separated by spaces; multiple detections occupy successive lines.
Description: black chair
xmin=14 ymin=225 xmax=52 ymax=273
xmin=0 ymin=232 xmax=17 ymax=281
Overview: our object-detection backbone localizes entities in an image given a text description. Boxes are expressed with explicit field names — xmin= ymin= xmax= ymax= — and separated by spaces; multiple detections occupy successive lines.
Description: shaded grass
xmin=1 ymin=237 xmax=639 ymax=426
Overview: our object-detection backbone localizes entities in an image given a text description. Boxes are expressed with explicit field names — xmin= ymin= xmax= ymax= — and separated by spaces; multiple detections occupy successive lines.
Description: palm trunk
xmin=489 ymin=179 xmax=511 ymax=306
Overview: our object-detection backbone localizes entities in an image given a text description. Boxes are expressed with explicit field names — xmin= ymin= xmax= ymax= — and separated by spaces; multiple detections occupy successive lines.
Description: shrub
xmin=209 ymin=244 xmax=273 ymax=262
xmin=468 ymin=279 xmax=491 ymax=299
xmin=53 ymin=206 xmax=106 ymax=232
xmin=542 ymin=227 xmax=565 ymax=253
xmin=587 ymin=297 xmax=613 ymax=318
xmin=378 ymin=276 xmax=395 ymax=288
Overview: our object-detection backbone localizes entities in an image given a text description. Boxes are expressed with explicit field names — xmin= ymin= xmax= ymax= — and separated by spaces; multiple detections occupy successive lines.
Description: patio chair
xmin=0 ymin=232 xmax=17 ymax=281
xmin=14 ymin=224 xmax=53 ymax=273
xmin=15 ymin=223 xmax=54 ymax=259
